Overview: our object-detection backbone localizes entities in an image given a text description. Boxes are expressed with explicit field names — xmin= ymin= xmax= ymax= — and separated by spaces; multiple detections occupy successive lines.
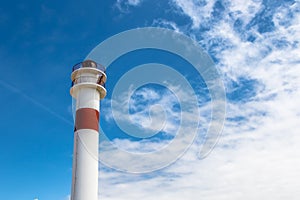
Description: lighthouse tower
xmin=70 ymin=60 xmax=107 ymax=200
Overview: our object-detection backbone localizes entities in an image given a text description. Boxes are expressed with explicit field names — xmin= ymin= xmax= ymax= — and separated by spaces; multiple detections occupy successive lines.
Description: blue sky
xmin=1 ymin=0 xmax=300 ymax=200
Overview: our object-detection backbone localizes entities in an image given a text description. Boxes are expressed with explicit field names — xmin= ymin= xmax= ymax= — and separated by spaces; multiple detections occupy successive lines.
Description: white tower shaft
xmin=70 ymin=61 xmax=106 ymax=200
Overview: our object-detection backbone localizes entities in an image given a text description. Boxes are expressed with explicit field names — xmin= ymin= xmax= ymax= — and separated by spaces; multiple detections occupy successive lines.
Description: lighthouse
xmin=70 ymin=60 xmax=107 ymax=200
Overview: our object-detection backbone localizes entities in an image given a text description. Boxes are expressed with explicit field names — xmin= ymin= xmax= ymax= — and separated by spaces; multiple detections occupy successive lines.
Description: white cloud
xmin=103 ymin=82 xmax=209 ymax=139
xmin=99 ymin=0 xmax=300 ymax=199
xmin=152 ymin=19 xmax=181 ymax=32
xmin=172 ymin=0 xmax=263 ymax=30
xmin=127 ymin=0 xmax=142 ymax=6
xmin=229 ymin=0 xmax=262 ymax=24
xmin=115 ymin=0 xmax=144 ymax=13
xmin=172 ymin=0 xmax=216 ymax=29
xmin=100 ymin=129 xmax=300 ymax=199
xmin=99 ymin=89 xmax=300 ymax=198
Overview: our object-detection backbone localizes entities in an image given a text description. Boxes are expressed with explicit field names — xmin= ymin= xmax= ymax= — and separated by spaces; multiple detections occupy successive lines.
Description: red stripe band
xmin=74 ymin=108 xmax=99 ymax=132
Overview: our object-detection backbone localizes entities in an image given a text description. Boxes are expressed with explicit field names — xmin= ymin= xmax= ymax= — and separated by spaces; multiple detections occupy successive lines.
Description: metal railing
xmin=71 ymin=75 xmax=106 ymax=88
xmin=72 ymin=60 xmax=106 ymax=73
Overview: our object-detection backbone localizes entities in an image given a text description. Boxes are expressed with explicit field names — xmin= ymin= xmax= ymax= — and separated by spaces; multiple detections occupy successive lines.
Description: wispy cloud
xmin=102 ymin=81 xmax=210 ymax=145
xmin=115 ymin=0 xmax=144 ymax=13
xmin=171 ymin=0 xmax=217 ymax=29
xmin=152 ymin=19 xmax=181 ymax=32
